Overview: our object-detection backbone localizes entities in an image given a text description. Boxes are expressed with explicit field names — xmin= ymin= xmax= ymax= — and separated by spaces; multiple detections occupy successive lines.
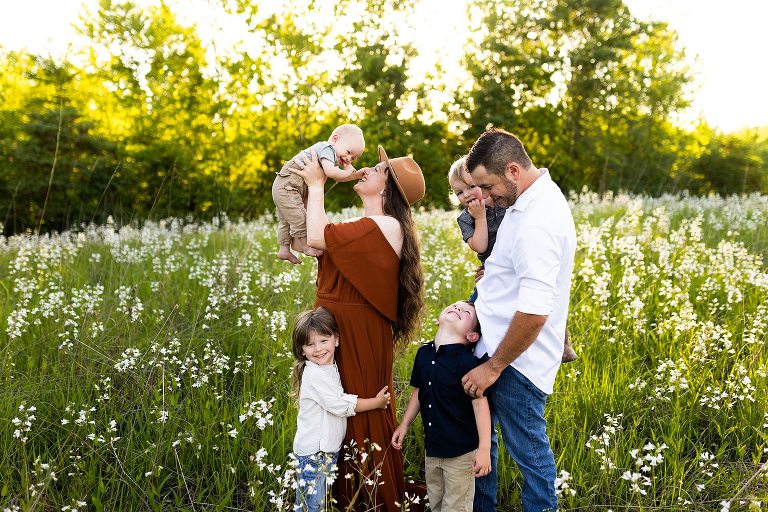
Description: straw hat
xmin=378 ymin=145 xmax=425 ymax=205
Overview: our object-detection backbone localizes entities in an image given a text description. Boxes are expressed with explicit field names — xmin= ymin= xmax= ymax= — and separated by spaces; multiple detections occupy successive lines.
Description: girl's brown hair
xmin=290 ymin=307 xmax=339 ymax=396
xmin=383 ymin=173 xmax=426 ymax=350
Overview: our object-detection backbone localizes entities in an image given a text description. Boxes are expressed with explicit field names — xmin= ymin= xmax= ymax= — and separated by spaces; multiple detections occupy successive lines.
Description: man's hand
xmin=462 ymin=360 xmax=502 ymax=398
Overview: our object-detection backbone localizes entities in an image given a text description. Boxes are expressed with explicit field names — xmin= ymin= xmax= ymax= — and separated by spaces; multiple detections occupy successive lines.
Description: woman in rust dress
xmin=292 ymin=145 xmax=426 ymax=511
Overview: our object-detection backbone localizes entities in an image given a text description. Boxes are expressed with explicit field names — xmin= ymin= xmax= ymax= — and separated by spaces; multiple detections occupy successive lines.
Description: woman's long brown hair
xmin=383 ymin=175 xmax=425 ymax=350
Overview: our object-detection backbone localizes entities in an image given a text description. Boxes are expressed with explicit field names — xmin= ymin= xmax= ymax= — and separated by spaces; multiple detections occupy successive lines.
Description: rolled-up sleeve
xmin=514 ymin=226 xmax=562 ymax=316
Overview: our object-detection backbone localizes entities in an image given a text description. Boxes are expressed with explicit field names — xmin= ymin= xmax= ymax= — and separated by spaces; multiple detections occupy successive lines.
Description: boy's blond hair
xmin=331 ymin=124 xmax=364 ymax=145
xmin=447 ymin=155 xmax=468 ymax=186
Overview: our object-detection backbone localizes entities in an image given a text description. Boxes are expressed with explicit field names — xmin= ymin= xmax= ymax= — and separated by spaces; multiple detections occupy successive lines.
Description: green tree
xmin=0 ymin=57 xmax=118 ymax=234
xmin=690 ymin=131 xmax=766 ymax=195
xmin=224 ymin=0 xmax=461 ymax=210
xmin=461 ymin=0 xmax=692 ymax=194
xmin=79 ymin=0 xmax=221 ymax=219
xmin=336 ymin=0 xmax=462 ymax=206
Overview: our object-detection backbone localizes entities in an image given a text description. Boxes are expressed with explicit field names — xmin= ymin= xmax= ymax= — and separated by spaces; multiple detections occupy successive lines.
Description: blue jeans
xmin=474 ymin=366 xmax=558 ymax=512
xmin=294 ymin=451 xmax=338 ymax=511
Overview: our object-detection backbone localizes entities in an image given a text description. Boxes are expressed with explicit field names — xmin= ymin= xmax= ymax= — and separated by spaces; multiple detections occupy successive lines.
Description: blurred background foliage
xmin=1 ymin=0 xmax=766 ymax=235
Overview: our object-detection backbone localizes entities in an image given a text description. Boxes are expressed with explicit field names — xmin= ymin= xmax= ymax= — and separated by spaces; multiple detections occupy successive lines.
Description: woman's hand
xmin=296 ymin=148 xmax=330 ymax=250
xmin=289 ymin=149 xmax=326 ymax=188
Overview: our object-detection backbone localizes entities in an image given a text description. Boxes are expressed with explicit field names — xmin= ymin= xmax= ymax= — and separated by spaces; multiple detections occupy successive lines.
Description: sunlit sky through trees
xmin=1 ymin=0 xmax=767 ymax=133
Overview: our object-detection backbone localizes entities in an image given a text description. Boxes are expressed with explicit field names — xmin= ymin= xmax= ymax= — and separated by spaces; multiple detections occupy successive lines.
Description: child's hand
xmin=467 ymin=197 xmax=486 ymax=219
xmin=466 ymin=186 xmax=485 ymax=219
xmin=334 ymin=169 xmax=366 ymax=183
xmin=473 ymin=448 xmax=492 ymax=477
xmin=374 ymin=386 xmax=390 ymax=409
xmin=348 ymin=169 xmax=366 ymax=181
xmin=391 ymin=425 xmax=407 ymax=450
xmin=474 ymin=264 xmax=485 ymax=283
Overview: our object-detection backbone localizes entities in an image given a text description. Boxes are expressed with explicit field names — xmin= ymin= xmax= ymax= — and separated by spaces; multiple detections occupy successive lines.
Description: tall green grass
xmin=1 ymin=193 xmax=767 ymax=511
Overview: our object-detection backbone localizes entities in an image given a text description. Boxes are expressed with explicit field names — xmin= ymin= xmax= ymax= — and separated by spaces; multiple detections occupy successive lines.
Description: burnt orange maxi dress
xmin=315 ymin=218 xmax=405 ymax=511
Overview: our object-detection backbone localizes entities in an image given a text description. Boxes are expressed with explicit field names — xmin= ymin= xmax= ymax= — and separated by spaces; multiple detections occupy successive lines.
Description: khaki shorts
xmin=271 ymin=159 xmax=308 ymax=245
xmin=425 ymin=450 xmax=475 ymax=512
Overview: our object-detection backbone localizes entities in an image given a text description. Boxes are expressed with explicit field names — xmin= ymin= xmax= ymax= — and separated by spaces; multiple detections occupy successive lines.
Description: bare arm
xmin=461 ymin=311 xmax=547 ymax=397
xmin=289 ymin=150 xmax=330 ymax=250
xmin=391 ymin=389 xmax=420 ymax=449
xmin=355 ymin=386 xmax=390 ymax=413
xmin=471 ymin=396 xmax=492 ymax=476
xmin=321 ymin=159 xmax=365 ymax=183
xmin=320 ymin=159 xmax=349 ymax=180
xmin=304 ymin=184 xmax=330 ymax=251
xmin=466 ymin=199 xmax=489 ymax=254
xmin=489 ymin=311 xmax=546 ymax=370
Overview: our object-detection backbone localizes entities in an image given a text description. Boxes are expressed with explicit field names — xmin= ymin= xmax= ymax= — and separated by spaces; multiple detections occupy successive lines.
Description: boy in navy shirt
xmin=391 ymin=300 xmax=491 ymax=512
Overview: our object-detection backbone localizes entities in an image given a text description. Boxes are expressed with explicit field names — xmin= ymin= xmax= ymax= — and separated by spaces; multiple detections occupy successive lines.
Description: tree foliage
xmin=460 ymin=0 xmax=701 ymax=194
xmin=0 ymin=0 xmax=765 ymax=235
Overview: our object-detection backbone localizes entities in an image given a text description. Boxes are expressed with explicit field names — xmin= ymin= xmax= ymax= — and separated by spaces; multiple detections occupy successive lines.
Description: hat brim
xmin=378 ymin=144 xmax=410 ymax=205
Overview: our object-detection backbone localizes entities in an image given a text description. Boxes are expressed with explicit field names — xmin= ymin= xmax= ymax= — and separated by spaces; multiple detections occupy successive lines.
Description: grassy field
xmin=1 ymin=192 xmax=767 ymax=511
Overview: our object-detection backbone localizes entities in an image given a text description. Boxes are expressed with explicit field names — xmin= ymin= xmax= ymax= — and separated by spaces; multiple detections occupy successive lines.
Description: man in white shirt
xmin=460 ymin=128 xmax=576 ymax=512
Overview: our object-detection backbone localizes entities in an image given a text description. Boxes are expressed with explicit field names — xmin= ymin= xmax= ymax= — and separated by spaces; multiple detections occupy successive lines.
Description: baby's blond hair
xmin=447 ymin=155 xmax=468 ymax=186
xmin=331 ymin=124 xmax=364 ymax=144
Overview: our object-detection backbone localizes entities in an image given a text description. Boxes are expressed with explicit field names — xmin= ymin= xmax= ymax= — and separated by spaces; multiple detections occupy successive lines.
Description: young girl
xmin=290 ymin=307 xmax=391 ymax=512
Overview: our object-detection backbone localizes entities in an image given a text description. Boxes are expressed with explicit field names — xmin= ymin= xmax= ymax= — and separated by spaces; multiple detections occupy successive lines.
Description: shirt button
xmin=428 ymin=404 xmax=432 ymax=408
xmin=431 ymin=361 xmax=435 ymax=365
xmin=428 ymin=382 xmax=432 ymax=385
xmin=428 ymin=422 xmax=432 ymax=426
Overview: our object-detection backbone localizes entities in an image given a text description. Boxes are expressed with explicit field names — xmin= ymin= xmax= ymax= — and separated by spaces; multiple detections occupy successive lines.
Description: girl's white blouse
xmin=293 ymin=361 xmax=358 ymax=456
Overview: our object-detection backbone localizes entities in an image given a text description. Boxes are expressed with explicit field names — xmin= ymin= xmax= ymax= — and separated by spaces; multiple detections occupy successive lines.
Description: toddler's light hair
xmin=331 ymin=124 xmax=364 ymax=145
xmin=448 ymin=155 xmax=468 ymax=185
xmin=447 ymin=155 xmax=469 ymax=205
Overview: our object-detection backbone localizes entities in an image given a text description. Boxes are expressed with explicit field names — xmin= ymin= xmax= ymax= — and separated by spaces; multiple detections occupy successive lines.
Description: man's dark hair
xmin=466 ymin=128 xmax=532 ymax=176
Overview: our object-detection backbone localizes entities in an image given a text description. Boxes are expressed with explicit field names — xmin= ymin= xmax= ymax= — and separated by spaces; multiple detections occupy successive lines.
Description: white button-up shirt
xmin=475 ymin=169 xmax=576 ymax=394
xmin=293 ymin=361 xmax=358 ymax=456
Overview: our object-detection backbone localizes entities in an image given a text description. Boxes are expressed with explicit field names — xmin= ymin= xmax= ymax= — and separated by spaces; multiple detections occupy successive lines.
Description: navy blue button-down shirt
xmin=410 ymin=341 xmax=483 ymax=458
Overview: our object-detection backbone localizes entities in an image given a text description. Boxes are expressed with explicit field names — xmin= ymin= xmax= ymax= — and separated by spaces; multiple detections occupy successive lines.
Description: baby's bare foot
xmin=277 ymin=246 xmax=301 ymax=264
xmin=292 ymin=238 xmax=323 ymax=258
xmin=302 ymin=246 xmax=323 ymax=257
